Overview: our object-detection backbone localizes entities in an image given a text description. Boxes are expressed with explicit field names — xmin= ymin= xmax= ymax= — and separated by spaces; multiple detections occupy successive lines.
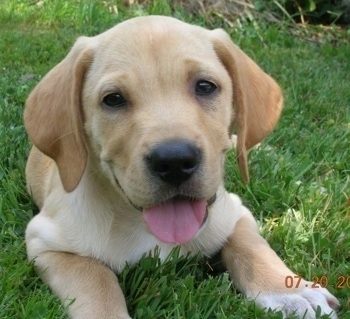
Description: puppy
xmin=24 ymin=16 xmax=339 ymax=319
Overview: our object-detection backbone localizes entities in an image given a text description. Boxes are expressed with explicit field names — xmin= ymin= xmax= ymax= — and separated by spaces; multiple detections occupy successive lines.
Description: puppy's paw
xmin=254 ymin=286 xmax=339 ymax=319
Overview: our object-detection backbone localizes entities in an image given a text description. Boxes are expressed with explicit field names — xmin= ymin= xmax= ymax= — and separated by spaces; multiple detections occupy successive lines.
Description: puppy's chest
xmin=62 ymin=188 xmax=239 ymax=272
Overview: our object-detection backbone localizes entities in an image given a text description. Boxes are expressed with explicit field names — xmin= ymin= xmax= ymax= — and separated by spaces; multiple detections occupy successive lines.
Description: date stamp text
xmin=285 ymin=275 xmax=350 ymax=289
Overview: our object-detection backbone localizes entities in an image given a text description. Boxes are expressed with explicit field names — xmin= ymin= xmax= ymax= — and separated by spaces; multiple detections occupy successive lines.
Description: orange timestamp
xmin=285 ymin=275 xmax=350 ymax=289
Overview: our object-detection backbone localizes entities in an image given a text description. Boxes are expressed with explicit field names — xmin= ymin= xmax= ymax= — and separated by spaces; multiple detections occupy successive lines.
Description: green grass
xmin=0 ymin=0 xmax=349 ymax=318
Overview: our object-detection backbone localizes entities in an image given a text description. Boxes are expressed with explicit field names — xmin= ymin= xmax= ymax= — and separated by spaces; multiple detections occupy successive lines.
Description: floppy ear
xmin=211 ymin=29 xmax=283 ymax=182
xmin=24 ymin=37 xmax=93 ymax=192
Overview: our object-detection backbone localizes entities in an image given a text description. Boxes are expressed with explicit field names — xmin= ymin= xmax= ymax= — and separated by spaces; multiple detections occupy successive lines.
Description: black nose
xmin=147 ymin=139 xmax=201 ymax=186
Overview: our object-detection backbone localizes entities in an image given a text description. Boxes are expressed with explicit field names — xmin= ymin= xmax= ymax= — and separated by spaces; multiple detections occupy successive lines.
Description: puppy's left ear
xmin=211 ymin=29 xmax=283 ymax=182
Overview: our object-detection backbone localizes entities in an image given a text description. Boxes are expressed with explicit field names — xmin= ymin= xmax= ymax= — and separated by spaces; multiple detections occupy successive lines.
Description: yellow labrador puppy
xmin=24 ymin=16 xmax=339 ymax=319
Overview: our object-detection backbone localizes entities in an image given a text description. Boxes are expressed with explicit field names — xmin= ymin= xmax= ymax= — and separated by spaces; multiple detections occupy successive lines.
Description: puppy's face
xmin=82 ymin=18 xmax=233 ymax=213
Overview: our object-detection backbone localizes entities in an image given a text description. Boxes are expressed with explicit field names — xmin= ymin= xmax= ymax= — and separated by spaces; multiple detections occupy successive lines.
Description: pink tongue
xmin=143 ymin=199 xmax=207 ymax=244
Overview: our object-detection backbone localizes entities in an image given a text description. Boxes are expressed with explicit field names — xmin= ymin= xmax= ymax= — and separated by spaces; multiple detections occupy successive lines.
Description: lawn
xmin=0 ymin=0 xmax=349 ymax=318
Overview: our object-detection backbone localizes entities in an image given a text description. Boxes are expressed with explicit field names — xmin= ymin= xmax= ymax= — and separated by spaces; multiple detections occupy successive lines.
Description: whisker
xmin=48 ymin=128 xmax=85 ymax=149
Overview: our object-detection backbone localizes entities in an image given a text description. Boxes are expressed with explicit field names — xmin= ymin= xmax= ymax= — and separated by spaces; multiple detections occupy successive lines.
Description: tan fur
xmin=36 ymin=251 xmax=130 ymax=319
xmin=24 ymin=39 xmax=91 ymax=192
xmin=24 ymin=16 xmax=338 ymax=319
xmin=223 ymin=211 xmax=301 ymax=295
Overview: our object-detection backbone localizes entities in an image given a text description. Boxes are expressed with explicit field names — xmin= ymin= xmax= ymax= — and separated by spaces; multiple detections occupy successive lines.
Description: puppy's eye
xmin=195 ymin=81 xmax=217 ymax=96
xmin=102 ymin=93 xmax=127 ymax=108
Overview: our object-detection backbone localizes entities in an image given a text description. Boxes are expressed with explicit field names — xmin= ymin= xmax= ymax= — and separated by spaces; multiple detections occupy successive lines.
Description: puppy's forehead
xmin=93 ymin=16 xmax=216 ymax=66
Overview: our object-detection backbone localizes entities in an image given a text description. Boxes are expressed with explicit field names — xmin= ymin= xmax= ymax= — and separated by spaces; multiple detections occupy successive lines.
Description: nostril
xmin=183 ymin=160 xmax=196 ymax=170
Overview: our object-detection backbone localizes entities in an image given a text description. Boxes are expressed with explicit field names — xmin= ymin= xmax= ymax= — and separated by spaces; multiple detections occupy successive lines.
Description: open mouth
xmin=113 ymin=174 xmax=216 ymax=245
xmin=143 ymin=194 xmax=216 ymax=245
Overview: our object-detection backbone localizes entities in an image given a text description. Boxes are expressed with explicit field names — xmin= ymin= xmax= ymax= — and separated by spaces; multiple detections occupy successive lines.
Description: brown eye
xmin=195 ymin=81 xmax=217 ymax=96
xmin=102 ymin=93 xmax=127 ymax=108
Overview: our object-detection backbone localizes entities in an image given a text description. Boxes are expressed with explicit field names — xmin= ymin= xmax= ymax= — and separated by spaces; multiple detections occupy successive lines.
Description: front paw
xmin=254 ymin=285 xmax=339 ymax=319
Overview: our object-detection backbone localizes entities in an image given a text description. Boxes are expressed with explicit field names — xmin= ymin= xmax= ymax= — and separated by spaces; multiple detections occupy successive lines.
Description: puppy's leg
xmin=35 ymin=251 xmax=131 ymax=319
xmin=222 ymin=205 xmax=339 ymax=319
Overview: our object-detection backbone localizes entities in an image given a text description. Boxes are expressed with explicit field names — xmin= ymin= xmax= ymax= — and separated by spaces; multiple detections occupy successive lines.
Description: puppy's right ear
xmin=210 ymin=29 xmax=283 ymax=183
xmin=24 ymin=37 xmax=93 ymax=192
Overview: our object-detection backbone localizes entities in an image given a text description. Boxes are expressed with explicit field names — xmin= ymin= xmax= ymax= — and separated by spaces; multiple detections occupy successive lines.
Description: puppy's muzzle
xmin=146 ymin=139 xmax=201 ymax=186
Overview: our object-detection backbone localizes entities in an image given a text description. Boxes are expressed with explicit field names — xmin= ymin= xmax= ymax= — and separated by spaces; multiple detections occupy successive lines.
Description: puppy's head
xmin=24 ymin=16 xmax=282 ymax=244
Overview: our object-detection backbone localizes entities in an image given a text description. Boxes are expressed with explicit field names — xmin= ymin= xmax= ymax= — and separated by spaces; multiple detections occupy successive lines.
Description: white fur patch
xmin=254 ymin=287 xmax=338 ymax=319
